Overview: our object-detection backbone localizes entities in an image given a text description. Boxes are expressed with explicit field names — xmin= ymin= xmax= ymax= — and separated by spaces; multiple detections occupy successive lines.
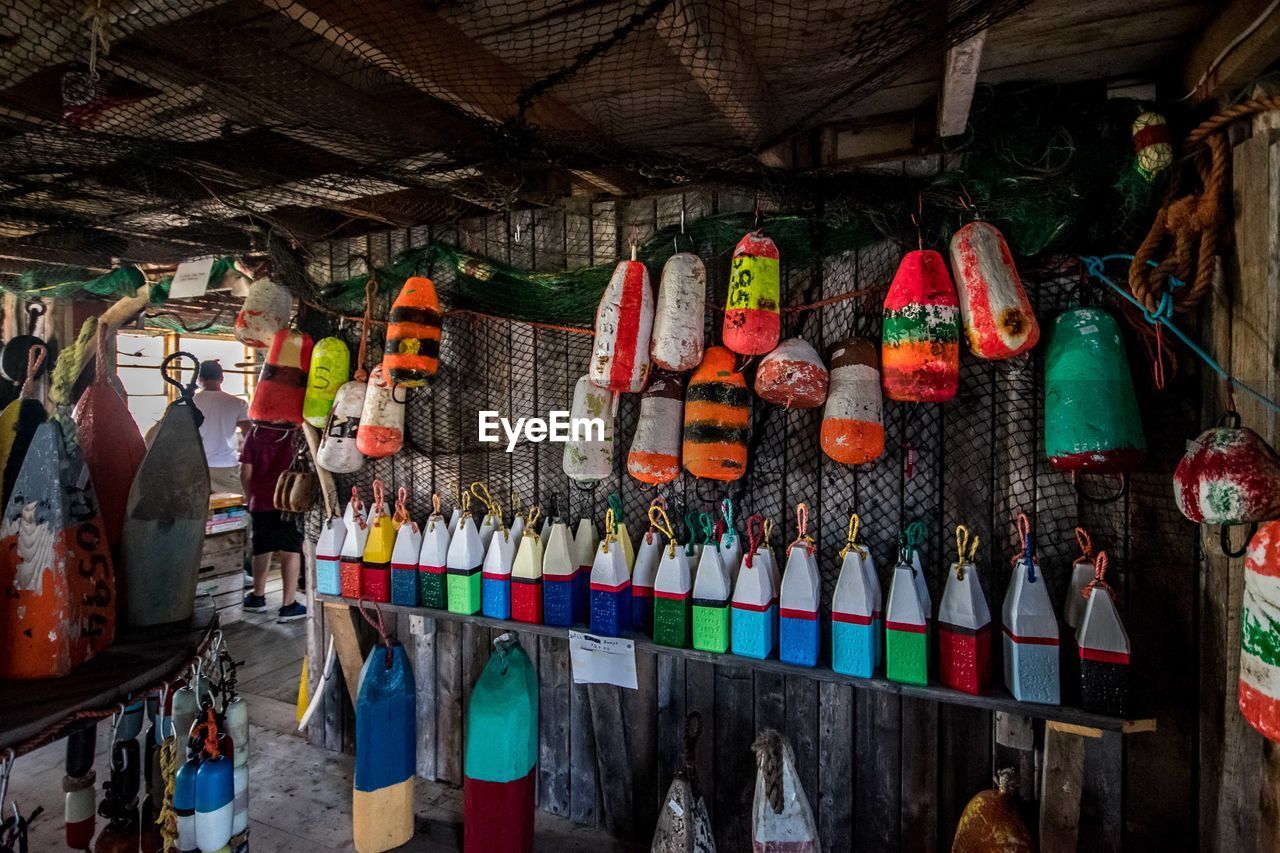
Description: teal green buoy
xmin=1044 ymin=307 xmax=1145 ymax=473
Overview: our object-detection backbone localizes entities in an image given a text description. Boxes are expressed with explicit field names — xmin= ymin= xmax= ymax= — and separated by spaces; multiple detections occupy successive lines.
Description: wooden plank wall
xmin=300 ymin=184 xmax=1206 ymax=849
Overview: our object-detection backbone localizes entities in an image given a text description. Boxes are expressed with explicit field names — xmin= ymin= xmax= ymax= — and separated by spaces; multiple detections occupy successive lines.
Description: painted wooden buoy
xmin=572 ymin=518 xmax=598 ymax=625
xmin=382 ymin=276 xmax=441 ymax=387
xmin=390 ymin=491 xmax=422 ymax=607
xmin=832 ymin=514 xmax=878 ymax=678
xmin=1002 ymin=514 xmax=1060 ymax=704
xmin=949 ymin=220 xmax=1039 ymax=360
xmin=938 ymin=525 xmax=991 ymax=695
xmin=589 ymin=509 xmax=631 ymax=637
xmin=542 ymin=520 xmax=576 ymax=627
xmin=316 ymin=515 xmax=346 ymax=597
xmin=779 ymin=504 xmax=820 ymax=667
xmin=951 ymin=769 xmax=1033 ymax=853
xmin=1044 ymin=307 xmax=1145 ymax=473
xmin=64 ymin=726 xmax=96 ymax=849
xmin=1133 ymin=111 xmax=1173 ymax=179
xmin=0 ymin=345 xmax=47 ymax=509
xmin=651 ymin=504 xmax=692 ymax=648
xmin=881 ymin=249 xmax=960 ymax=402
xmin=563 ymin=375 xmax=615 ymax=483
xmin=590 ymin=256 xmax=654 ymax=393
xmin=755 ymin=337 xmax=828 ymax=409
xmin=361 ymin=482 xmax=396 ymax=604
xmin=718 ymin=499 xmax=743 ymax=586
xmin=1242 ymin=521 xmax=1280 ymax=742
xmin=317 ymin=378 xmax=368 ymax=474
xmin=353 ymin=639 xmax=415 ymax=853
xmin=481 ymin=515 xmax=516 ymax=620
xmin=627 ymin=369 xmax=684 ymax=486
xmin=248 ymin=329 xmax=312 ymax=424
xmin=417 ymin=495 xmax=449 ymax=609
xmin=464 ymin=634 xmax=537 ymax=853
xmin=340 ymin=494 xmax=370 ymax=599
xmin=724 ymin=231 xmax=781 ymax=356
xmin=632 ymin=509 xmax=665 ymax=636
xmin=511 ymin=509 xmax=545 ymax=625
xmin=885 ymin=542 xmax=929 ymax=687
xmin=683 ymin=346 xmax=749 ymax=482
xmin=691 ymin=515 xmax=730 ymax=654
xmin=652 ymin=252 xmax=706 ymax=372
xmin=194 ymin=715 xmax=234 ymax=852
xmin=1077 ymin=551 xmax=1131 ymax=716
xmin=751 ymin=729 xmax=819 ymax=852
xmin=820 ymin=338 xmax=884 ymax=466
xmin=233 ymin=277 xmax=292 ymax=348
xmin=1173 ymin=418 xmax=1280 ymax=525
xmin=303 ymin=336 xmax=351 ymax=428
xmin=651 ymin=713 xmax=714 ymax=853
xmin=355 ymin=367 xmax=404 ymax=459
xmin=731 ymin=515 xmax=775 ymax=660
xmin=1063 ymin=527 xmax=1095 ymax=631
xmin=173 ymin=748 xmax=201 ymax=853
xmin=446 ymin=495 xmax=484 ymax=615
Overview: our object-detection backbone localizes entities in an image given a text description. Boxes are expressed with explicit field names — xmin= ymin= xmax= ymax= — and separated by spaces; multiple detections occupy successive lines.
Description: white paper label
xmin=667 ymin=799 xmax=684 ymax=818
xmin=568 ymin=630 xmax=638 ymax=689
xmin=169 ymin=256 xmax=216 ymax=299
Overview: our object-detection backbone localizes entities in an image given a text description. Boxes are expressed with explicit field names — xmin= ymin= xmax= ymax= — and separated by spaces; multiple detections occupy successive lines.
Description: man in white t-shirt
xmin=194 ymin=360 xmax=251 ymax=495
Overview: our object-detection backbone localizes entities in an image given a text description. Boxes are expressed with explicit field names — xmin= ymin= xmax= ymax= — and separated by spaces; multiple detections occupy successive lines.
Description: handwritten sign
xmin=568 ymin=630 xmax=638 ymax=689
xmin=169 ymin=256 xmax=216 ymax=299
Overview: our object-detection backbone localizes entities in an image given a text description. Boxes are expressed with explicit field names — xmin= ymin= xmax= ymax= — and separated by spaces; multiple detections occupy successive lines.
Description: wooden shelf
xmin=317 ymin=595 xmax=1156 ymax=736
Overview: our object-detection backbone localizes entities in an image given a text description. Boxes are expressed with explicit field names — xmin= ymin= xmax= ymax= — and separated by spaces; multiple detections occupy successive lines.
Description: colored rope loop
xmin=648 ymin=504 xmax=677 ymax=558
xmin=955 ymin=525 xmax=979 ymax=578
xmin=1075 ymin=526 xmax=1093 ymax=560
xmin=1014 ymin=512 xmax=1036 ymax=582
xmin=461 ymin=491 xmax=472 ymax=515
xmin=763 ymin=517 xmax=774 ymax=545
xmin=647 ymin=496 xmax=667 ymax=533
xmin=720 ymin=499 xmax=737 ymax=548
xmin=19 ymin=343 xmax=46 ymax=400
xmin=839 ymin=512 xmax=864 ymax=560
xmin=1083 ymin=551 xmax=1115 ymax=601
xmin=371 ymin=479 xmax=387 ymax=518
xmin=490 ymin=499 xmax=506 ymax=534
xmin=604 ymin=508 xmax=617 ymax=547
xmin=607 ymin=494 xmax=623 ymax=532
xmin=432 ymin=493 xmax=442 ymax=516
xmin=746 ymin=514 xmax=764 ymax=568
xmin=200 ymin=706 xmax=220 ymax=759
xmin=698 ymin=512 xmax=716 ymax=548
xmin=684 ymin=511 xmax=700 ymax=556
xmin=790 ymin=503 xmax=814 ymax=552
xmin=356 ymin=598 xmax=395 ymax=667
xmin=511 ymin=491 xmax=523 ymax=515
xmin=393 ymin=486 xmax=410 ymax=526
xmin=525 ymin=505 xmax=541 ymax=532
xmin=470 ymin=481 xmax=494 ymax=514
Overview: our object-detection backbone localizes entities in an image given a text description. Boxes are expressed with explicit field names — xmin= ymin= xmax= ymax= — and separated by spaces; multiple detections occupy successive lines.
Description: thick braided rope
xmin=156 ymin=737 xmax=178 ymax=851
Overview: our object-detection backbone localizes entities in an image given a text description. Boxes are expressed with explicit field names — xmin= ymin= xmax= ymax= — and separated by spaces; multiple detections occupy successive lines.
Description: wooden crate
xmin=200 ymin=528 xmax=248 ymax=623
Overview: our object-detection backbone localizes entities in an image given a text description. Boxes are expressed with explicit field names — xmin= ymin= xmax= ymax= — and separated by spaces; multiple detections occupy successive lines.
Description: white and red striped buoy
xmin=949 ymin=220 xmax=1039 ymax=360
xmin=591 ymin=257 xmax=654 ymax=392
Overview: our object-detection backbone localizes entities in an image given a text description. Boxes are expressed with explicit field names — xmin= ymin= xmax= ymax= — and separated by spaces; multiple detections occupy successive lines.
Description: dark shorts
xmin=251 ymin=510 xmax=303 ymax=556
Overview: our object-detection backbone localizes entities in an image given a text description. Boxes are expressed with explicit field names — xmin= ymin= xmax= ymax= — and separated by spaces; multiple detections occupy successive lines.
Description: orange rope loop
xmin=1083 ymin=551 xmax=1116 ymax=601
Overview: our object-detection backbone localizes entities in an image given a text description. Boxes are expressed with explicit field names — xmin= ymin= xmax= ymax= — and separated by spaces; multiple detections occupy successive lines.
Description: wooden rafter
xmin=1181 ymin=0 xmax=1280 ymax=103
xmin=937 ymin=29 xmax=987 ymax=138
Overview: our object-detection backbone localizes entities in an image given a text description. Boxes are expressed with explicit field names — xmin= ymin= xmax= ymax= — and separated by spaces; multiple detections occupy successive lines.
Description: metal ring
xmin=1221 ymin=522 xmax=1257 ymax=559
xmin=1075 ymin=472 xmax=1129 ymax=504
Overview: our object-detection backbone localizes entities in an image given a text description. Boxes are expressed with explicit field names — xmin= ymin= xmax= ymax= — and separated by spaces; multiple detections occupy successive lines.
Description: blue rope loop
xmin=719 ymin=498 xmax=737 ymax=548
xmin=1023 ymin=531 xmax=1037 ymax=583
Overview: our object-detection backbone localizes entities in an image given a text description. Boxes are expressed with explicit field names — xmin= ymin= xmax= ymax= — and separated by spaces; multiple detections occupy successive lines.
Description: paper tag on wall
xmin=169 ymin=256 xmax=216 ymax=299
xmin=569 ymin=630 xmax=638 ymax=689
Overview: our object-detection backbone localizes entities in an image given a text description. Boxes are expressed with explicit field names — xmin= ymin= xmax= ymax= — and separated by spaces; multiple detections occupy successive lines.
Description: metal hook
xmin=694 ymin=478 xmax=722 ymax=505
xmin=1221 ymin=523 xmax=1257 ymax=559
xmin=1074 ymin=472 xmax=1129 ymax=504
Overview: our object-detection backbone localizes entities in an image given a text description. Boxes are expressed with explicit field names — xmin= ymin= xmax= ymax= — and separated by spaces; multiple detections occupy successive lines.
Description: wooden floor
xmin=9 ymin=572 xmax=638 ymax=852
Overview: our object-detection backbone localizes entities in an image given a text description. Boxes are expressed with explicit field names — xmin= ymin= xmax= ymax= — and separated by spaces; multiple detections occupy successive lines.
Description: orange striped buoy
xmin=382 ymin=276 xmax=441 ymax=387
xmin=683 ymin=347 xmax=749 ymax=482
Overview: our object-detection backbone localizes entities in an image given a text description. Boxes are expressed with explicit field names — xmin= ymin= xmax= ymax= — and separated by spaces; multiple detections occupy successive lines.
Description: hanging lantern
xmin=317 ymin=379 xmax=368 ymax=474
xmin=821 ymin=338 xmax=885 ymax=466
xmin=938 ymin=526 xmax=991 ymax=695
xmin=234 ymin=278 xmax=292 ymax=349
xmin=652 ymin=252 xmax=706 ymax=372
xmin=1002 ymin=515 xmax=1061 ymax=705
xmin=683 ymin=346 xmax=749 ymax=482
xmin=750 ymin=730 xmax=819 ymax=852
xmin=1077 ymin=551 xmax=1131 ymax=716
xmin=355 ymin=367 xmax=404 ymax=459
xmin=353 ymin=641 xmax=416 ymax=853
xmin=248 ymin=329 xmax=313 ymax=425
xmin=1174 ymin=415 xmax=1280 ymax=525
xmin=589 ymin=509 xmax=631 ymax=638
xmin=755 ymin=337 xmax=828 ymax=409
xmin=418 ymin=499 xmax=451 ymax=610
xmin=1242 ymin=521 xmax=1280 ymax=742
xmin=511 ymin=512 xmax=545 ymax=625
xmin=563 ymin=376 xmax=615 ymax=484
xmin=627 ymin=370 xmax=684 ymax=486
xmin=1044 ymin=307 xmax=1145 ymax=473
xmin=590 ymin=258 xmax=654 ymax=393
xmin=732 ymin=515 xmax=775 ymax=661
xmin=951 ymin=769 xmax=1033 ymax=853
xmin=303 ymin=337 xmax=351 ymax=428
xmin=949 ymin=220 xmax=1039 ymax=360
xmin=832 ymin=516 xmax=879 ymax=679
xmin=723 ymin=231 xmax=781 ymax=355
xmin=1133 ymin=111 xmax=1173 ymax=180
xmin=779 ymin=505 xmax=820 ymax=668
xmin=542 ymin=520 xmax=576 ymax=628
xmin=382 ymin=276 xmax=442 ymax=387
xmin=881 ymin=249 xmax=960 ymax=402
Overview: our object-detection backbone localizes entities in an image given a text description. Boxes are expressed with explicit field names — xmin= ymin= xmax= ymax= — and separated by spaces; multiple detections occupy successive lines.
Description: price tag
xmin=169 ymin=256 xmax=216 ymax=299
xmin=568 ymin=630 xmax=638 ymax=689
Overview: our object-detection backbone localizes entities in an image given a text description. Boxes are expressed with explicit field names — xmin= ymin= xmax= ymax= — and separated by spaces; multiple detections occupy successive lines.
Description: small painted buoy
xmin=750 ymin=730 xmax=819 ymax=852
xmin=174 ymin=751 xmax=201 ymax=853
xmin=589 ymin=508 xmax=631 ymax=637
xmin=360 ymin=483 xmax=396 ymax=603
xmin=683 ymin=346 xmax=749 ymax=481
xmin=881 ymin=249 xmax=960 ymax=402
xmin=64 ymin=727 xmax=96 ymax=849
xmin=820 ymin=338 xmax=884 ymax=466
xmin=355 ymin=367 xmax=404 ymax=459
xmin=1133 ymin=111 xmax=1173 ymax=179
xmin=755 ymin=338 xmax=828 ymax=409
xmin=652 ymin=252 xmax=706 ymax=372
xmin=1241 ymin=521 xmax=1280 ymax=741
xmin=650 ymin=504 xmax=692 ymax=648
xmin=234 ymin=277 xmax=292 ymax=348
xmin=481 ymin=521 xmax=516 ymax=621
xmin=511 ymin=509 xmax=545 ymax=625
xmin=779 ymin=505 xmax=820 ymax=668
xmin=563 ymin=375 xmax=615 ymax=483
xmin=1044 ymin=308 xmax=1145 ymax=473
xmin=885 ymin=555 xmax=929 ymax=686
xmin=417 ymin=496 xmax=450 ymax=609
xmin=691 ymin=519 xmax=730 ymax=654
xmin=225 ymin=697 xmax=249 ymax=837
xmin=938 ymin=526 xmax=991 ymax=695
xmin=303 ymin=337 xmax=351 ymax=428
xmin=949 ymin=220 xmax=1038 ymax=360
xmin=382 ymin=276 xmax=442 ymax=387
xmin=832 ymin=514 xmax=878 ymax=678
xmin=632 ymin=520 xmax=664 ymax=636
xmin=572 ymin=519 xmax=598 ymax=626
xmin=340 ymin=493 xmax=370 ymax=600
xmin=542 ymin=520 xmax=576 ymax=627
xmin=390 ymin=493 xmax=421 ymax=607
xmin=315 ymin=516 xmax=346 ymax=597
xmin=1002 ymin=515 xmax=1060 ymax=705
xmin=316 ymin=379 xmax=368 ymax=474
xmin=951 ymin=769 xmax=1033 ymax=853
xmin=248 ymin=329 xmax=312 ymax=424
xmin=1173 ymin=420 xmax=1280 ymax=524
xmin=723 ymin=231 xmax=781 ymax=355
xmin=731 ymin=515 xmax=775 ymax=660
xmin=1063 ymin=527 xmax=1096 ymax=631
xmin=171 ymin=681 xmax=200 ymax=747
xmin=627 ymin=370 xmax=684 ymax=486
xmin=353 ymin=642 xmax=415 ymax=853
xmin=591 ymin=258 xmax=654 ymax=393
xmin=195 ymin=746 xmax=233 ymax=852
xmin=446 ymin=496 xmax=484 ymax=615
xmin=1077 ymin=551 xmax=1130 ymax=716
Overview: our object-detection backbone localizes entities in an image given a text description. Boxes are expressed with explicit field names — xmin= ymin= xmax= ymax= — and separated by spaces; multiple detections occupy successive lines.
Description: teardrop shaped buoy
xmin=652 ymin=252 xmax=706 ymax=372
xmin=418 ymin=503 xmax=450 ymax=609
xmin=303 ymin=337 xmax=351 ymax=428
xmin=589 ymin=509 xmax=630 ymax=638
xmin=750 ymin=730 xmax=819 ymax=852
xmin=1002 ymin=515 xmax=1060 ymax=704
xmin=1241 ymin=521 xmax=1280 ymax=742
xmin=249 ymin=329 xmax=312 ymax=424
xmin=882 ymin=249 xmax=960 ymax=402
xmin=446 ymin=502 xmax=484 ymax=615
xmin=723 ymin=231 xmax=780 ymax=355
xmin=627 ymin=370 xmax=684 ymax=486
xmin=1077 ymin=551 xmax=1130 ymax=716
xmin=683 ymin=346 xmax=749 ymax=482
xmin=511 ymin=512 xmax=545 ymax=625
xmin=691 ymin=532 xmax=730 ymax=654
xmin=355 ymin=367 xmax=404 ymax=459
xmin=1174 ymin=421 xmax=1280 ymax=524
xmin=1133 ymin=111 xmax=1173 ymax=179
xmin=563 ymin=376 xmax=615 ymax=483
xmin=1044 ymin=308 xmax=1145 ymax=473
xmin=353 ymin=641 xmax=415 ymax=853
xmin=732 ymin=516 xmax=775 ymax=661
xmin=820 ymin=338 xmax=884 ymax=466
xmin=234 ymin=278 xmax=292 ymax=348
xmin=832 ymin=517 xmax=878 ymax=678
xmin=590 ymin=259 xmax=654 ymax=392
xmin=779 ymin=507 xmax=820 ymax=668
xmin=938 ymin=526 xmax=991 ymax=695
xmin=390 ymin=506 xmax=421 ymax=607
xmin=317 ymin=379 xmax=368 ymax=474
xmin=755 ymin=338 xmax=828 ymax=409
xmin=542 ymin=520 xmax=577 ymax=627
xmin=949 ymin=221 xmax=1039 ymax=360
xmin=382 ymin=276 xmax=441 ymax=387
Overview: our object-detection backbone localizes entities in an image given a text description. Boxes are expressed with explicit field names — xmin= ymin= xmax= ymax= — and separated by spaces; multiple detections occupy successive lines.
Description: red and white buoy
xmin=938 ymin=525 xmax=991 ymax=695
xmin=590 ymin=256 xmax=654 ymax=393
xmin=754 ymin=338 xmax=828 ymax=409
xmin=949 ymin=220 xmax=1038 ymax=360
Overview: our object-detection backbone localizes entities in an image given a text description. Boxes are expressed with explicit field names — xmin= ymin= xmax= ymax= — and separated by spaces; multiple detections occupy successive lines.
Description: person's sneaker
xmin=277 ymin=601 xmax=307 ymax=623
xmin=243 ymin=593 xmax=268 ymax=612
xmin=243 ymin=570 xmax=254 ymax=590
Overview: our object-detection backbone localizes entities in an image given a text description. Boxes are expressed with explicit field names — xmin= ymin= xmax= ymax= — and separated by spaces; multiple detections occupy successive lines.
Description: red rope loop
xmin=745 ymin=514 xmax=764 ymax=568
xmin=1083 ymin=551 xmax=1115 ymax=601
xmin=647 ymin=496 xmax=667 ymax=534
xmin=356 ymin=598 xmax=395 ymax=667
xmin=371 ymin=479 xmax=387 ymax=519
xmin=19 ymin=344 xmax=45 ymax=399
xmin=789 ymin=503 xmax=813 ymax=553
xmin=1074 ymin=526 xmax=1093 ymax=561
xmin=200 ymin=706 xmax=220 ymax=759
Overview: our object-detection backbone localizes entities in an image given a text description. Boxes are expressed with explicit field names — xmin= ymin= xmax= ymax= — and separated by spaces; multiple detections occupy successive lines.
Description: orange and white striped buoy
xmin=820 ymin=338 xmax=884 ymax=466
xmin=627 ymin=370 xmax=684 ymax=486
xmin=381 ymin=276 xmax=442 ymax=386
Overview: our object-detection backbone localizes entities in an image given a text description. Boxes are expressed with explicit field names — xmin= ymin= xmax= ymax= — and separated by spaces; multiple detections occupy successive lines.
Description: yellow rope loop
xmin=489 ymin=499 xmax=507 ymax=536
xmin=954 ymin=524 xmax=979 ymax=580
xmin=763 ymin=517 xmax=773 ymax=546
xmin=460 ymin=491 xmax=471 ymax=517
xmin=470 ymin=481 xmax=494 ymax=516
xmin=157 ymin=736 xmax=178 ymax=849
xmin=511 ymin=491 xmax=522 ymax=516
xmin=525 ymin=505 xmax=541 ymax=533
xmin=602 ymin=508 xmax=617 ymax=551
xmin=648 ymin=504 xmax=678 ymax=557
xmin=839 ymin=512 xmax=864 ymax=560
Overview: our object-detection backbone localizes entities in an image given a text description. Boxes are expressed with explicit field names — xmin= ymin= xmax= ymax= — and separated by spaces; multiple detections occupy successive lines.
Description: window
xmin=117 ymin=331 xmax=255 ymax=436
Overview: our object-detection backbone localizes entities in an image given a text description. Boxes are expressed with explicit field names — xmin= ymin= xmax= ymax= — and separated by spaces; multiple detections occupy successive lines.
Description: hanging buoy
xmin=590 ymin=257 xmax=654 ymax=393
xmin=542 ymin=520 xmax=576 ymax=627
xmin=627 ymin=370 xmax=684 ymax=486
xmin=881 ymin=249 xmax=960 ymax=402
xmin=317 ymin=378 xmax=368 ymax=474
xmin=511 ymin=508 xmax=545 ymax=625
xmin=723 ymin=231 xmax=780 ymax=356
xmin=173 ymin=747 xmax=200 ymax=853
xmin=171 ymin=679 xmax=200 ymax=747
xmin=64 ymin=726 xmax=96 ymax=849
xmin=1002 ymin=514 xmax=1060 ymax=704
xmin=683 ymin=346 xmax=749 ymax=482
xmin=819 ymin=338 xmax=883 ymax=466
xmin=589 ymin=508 xmax=630 ymax=638
xmin=563 ymin=376 xmax=615 ymax=484
xmin=303 ymin=337 xmax=351 ymax=428
xmin=691 ymin=514 xmax=730 ymax=654
xmin=939 ymin=525 xmax=991 ymax=695
xmin=340 ymin=493 xmax=370 ymax=600
xmin=651 ymin=713 xmax=713 ymax=853
xmin=1132 ymin=111 xmax=1173 ymax=179
xmin=315 ymin=516 xmax=346 ymax=597
xmin=446 ymin=494 xmax=484 ymax=615
xmin=355 ymin=367 xmax=404 ymax=459
xmin=353 ymin=637 xmax=415 ymax=853
xmin=481 ymin=509 xmax=515 ymax=620
xmin=951 ymin=769 xmax=1033 ymax=853
xmin=779 ymin=504 xmax=820 ymax=667
xmin=194 ymin=713 xmax=234 ymax=853
xmin=652 ymin=252 xmax=706 ymax=372
xmin=949 ymin=221 xmax=1039 ymax=360
xmin=732 ymin=515 xmax=775 ymax=661
xmin=572 ymin=518 xmax=598 ymax=625
xmin=248 ymin=329 xmax=312 ymax=425
xmin=885 ymin=536 xmax=929 ymax=687
xmin=390 ymin=491 xmax=421 ymax=607
xmin=1242 ymin=521 xmax=1280 ymax=741
xmin=418 ymin=496 xmax=450 ymax=609
xmin=1063 ymin=527 xmax=1095 ymax=631
xmin=651 ymin=504 xmax=692 ymax=648
xmin=832 ymin=515 xmax=878 ymax=679
xmin=1044 ymin=307 xmax=1145 ymax=473
xmin=1173 ymin=416 xmax=1280 ymax=524
xmin=361 ymin=483 xmax=396 ymax=604
xmin=632 ymin=507 xmax=665 ymax=636
xmin=750 ymin=730 xmax=819 ymax=852
xmin=1077 ymin=551 xmax=1130 ymax=716
xmin=224 ymin=695 xmax=249 ymax=840
xmin=754 ymin=338 xmax=828 ymax=409
xmin=382 ymin=276 xmax=442 ymax=387
xmin=0 ymin=344 xmax=48 ymax=509
xmin=464 ymin=634 xmax=537 ymax=853
xmin=234 ymin=277 xmax=292 ymax=348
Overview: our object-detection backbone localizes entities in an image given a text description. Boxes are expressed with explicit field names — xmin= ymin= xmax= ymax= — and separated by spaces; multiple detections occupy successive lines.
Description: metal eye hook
xmin=1221 ymin=523 xmax=1257 ymax=559
xmin=1074 ymin=472 xmax=1128 ymax=504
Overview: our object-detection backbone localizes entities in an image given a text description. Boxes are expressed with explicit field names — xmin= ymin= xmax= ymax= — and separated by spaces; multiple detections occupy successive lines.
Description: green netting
xmin=2 ymin=257 xmax=245 ymax=305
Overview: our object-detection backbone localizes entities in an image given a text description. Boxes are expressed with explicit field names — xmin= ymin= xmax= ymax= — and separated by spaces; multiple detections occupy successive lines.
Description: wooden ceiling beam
xmin=1181 ymin=0 xmax=1280 ymax=103
xmin=937 ymin=28 xmax=987 ymax=138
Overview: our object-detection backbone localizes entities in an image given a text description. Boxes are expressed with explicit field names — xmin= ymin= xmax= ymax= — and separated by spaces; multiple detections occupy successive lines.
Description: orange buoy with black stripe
xmin=683 ymin=346 xmax=749 ymax=482
xmin=382 ymin=276 xmax=441 ymax=387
